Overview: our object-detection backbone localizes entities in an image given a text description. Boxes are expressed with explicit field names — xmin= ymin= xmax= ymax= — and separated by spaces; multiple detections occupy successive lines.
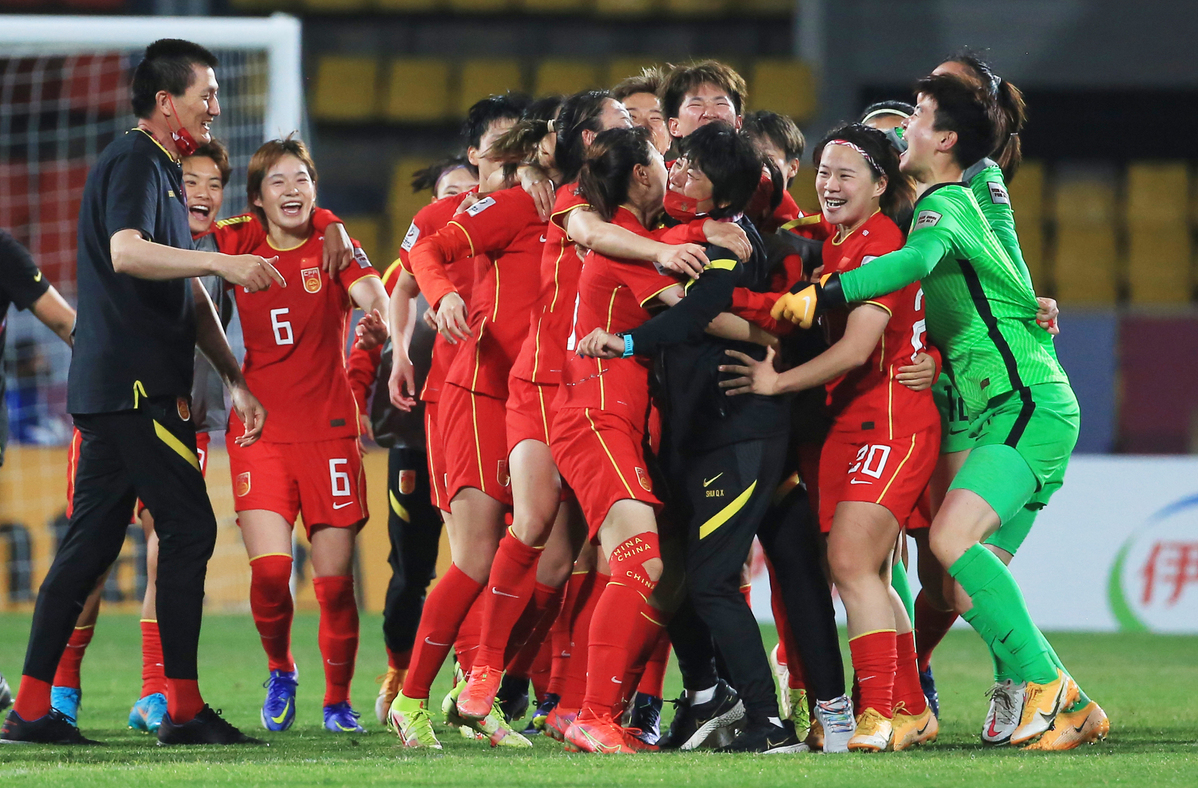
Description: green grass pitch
xmin=1 ymin=613 xmax=1196 ymax=786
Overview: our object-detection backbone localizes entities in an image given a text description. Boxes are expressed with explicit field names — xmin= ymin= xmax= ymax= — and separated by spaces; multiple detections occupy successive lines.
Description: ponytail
xmin=578 ymin=127 xmax=654 ymax=221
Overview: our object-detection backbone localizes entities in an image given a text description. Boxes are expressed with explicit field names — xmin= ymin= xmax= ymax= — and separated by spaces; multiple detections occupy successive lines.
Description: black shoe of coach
xmin=157 ymin=706 xmax=267 ymax=745
xmin=0 ymin=708 xmax=103 ymax=745
xmin=718 ymin=718 xmax=808 ymax=754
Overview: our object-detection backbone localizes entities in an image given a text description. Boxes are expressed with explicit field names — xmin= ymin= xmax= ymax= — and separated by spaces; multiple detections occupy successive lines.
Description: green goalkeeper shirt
xmin=837 ymin=182 xmax=1068 ymax=417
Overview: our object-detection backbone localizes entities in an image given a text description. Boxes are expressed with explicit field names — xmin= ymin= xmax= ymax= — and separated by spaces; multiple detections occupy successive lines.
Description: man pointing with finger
xmin=2 ymin=39 xmax=277 ymax=746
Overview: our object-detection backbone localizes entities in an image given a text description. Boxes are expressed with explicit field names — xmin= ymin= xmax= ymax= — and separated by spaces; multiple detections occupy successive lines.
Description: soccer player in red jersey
xmin=228 ymin=136 xmax=388 ymax=735
xmin=611 ymin=68 xmax=671 ymax=156
xmin=392 ymin=98 xmax=562 ymax=750
xmin=722 ymin=124 xmax=940 ymax=752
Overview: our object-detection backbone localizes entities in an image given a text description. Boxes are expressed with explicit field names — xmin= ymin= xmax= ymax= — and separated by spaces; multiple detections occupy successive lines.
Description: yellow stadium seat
xmin=520 ymin=0 xmax=588 ymax=11
xmin=384 ymin=59 xmax=453 ymax=122
xmin=1017 ymin=223 xmax=1046 ymax=293
xmin=1052 ymin=176 xmax=1116 ymax=226
xmin=375 ymin=0 xmax=440 ymax=9
xmin=388 ymin=157 xmax=436 ymax=244
xmin=303 ymin=0 xmax=368 ymax=10
xmin=1007 ymin=160 xmax=1044 ymax=222
xmin=457 ymin=59 xmax=525 ymax=116
xmin=750 ymin=60 xmax=816 ymax=122
xmin=534 ymin=60 xmax=602 ymax=97
xmin=605 ymin=58 xmax=665 ymax=90
xmin=594 ymin=0 xmax=656 ymax=16
xmin=340 ymin=216 xmax=384 ymax=270
xmin=741 ymin=0 xmax=791 ymax=14
xmin=446 ymin=0 xmax=514 ymax=11
xmin=1052 ymin=227 xmax=1118 ymax=305
xmin=1128 ymin=227 xmax=1192 ymax=304
xmin=310 ymin=56 xmax=379 ymax=122
xmin=1127 ymin=161 xmax=1188 ymax=228
xmin=787 ymin=165 xmax=819 ymax=216
xmin=662 ymin=0 xmax=729 ymax=15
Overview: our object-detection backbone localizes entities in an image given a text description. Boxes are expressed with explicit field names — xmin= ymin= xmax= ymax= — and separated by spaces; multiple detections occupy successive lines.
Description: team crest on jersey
xmin=498 ymin=459 xmax=511 ymax=488
xmin=988 ymin=181 xmax=1010 ymax=205
xmin=236 ymin=472 xmax=251 ymax=497
xmin=176 ymin=397 xmax=191 ymax=422
xmin=401 ymin=222 xmax=420 ymax=251
xmin=635 ymin=467 xmax=653 ymax=492
xmin=465 ymin=196 xmax=496 ymax=217
xmin=914 ymin=210 xmax=942 ymax=229
xmin=301 ymin=267 xmax=322 ymax=293
xmin=399 ymin=470 xmax=416 ymax=495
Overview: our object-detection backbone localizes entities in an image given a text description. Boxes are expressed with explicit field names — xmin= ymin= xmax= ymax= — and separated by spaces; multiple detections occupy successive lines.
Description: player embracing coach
xmin=1 ymin=39 xmax=284 ymax=746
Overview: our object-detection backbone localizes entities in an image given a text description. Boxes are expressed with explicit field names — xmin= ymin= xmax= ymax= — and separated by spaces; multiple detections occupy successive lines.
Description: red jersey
xmin=821 ymin=211 xmax=938 ymax=438
xmin=412 ymin=186 xmax=546 ymax=399
xmin=346 ymin=258 xmax=404 ymax=413
xmin=560 ymin=208 xmax=679 ymax=428
xmin=397 ymin=190 xmax=483 ymax=403
xmin=233 ymin=230 xmax=379 ymax=443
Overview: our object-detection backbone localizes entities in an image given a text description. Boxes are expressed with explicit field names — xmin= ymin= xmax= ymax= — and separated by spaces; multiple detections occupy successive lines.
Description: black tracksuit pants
xmin=23 ymin=397 xmax=215 ymax=683
xmin=381 ymin=446 xmax=443 ymax=657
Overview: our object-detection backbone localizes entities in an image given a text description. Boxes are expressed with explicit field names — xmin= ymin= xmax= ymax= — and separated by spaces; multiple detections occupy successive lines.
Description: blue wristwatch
xmin=621 ymin=333 xmax=634 ymax=358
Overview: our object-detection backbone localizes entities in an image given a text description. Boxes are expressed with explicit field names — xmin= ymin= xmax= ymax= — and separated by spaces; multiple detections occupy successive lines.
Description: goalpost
xmin=0 ymin=14 xmax=304 ymax=612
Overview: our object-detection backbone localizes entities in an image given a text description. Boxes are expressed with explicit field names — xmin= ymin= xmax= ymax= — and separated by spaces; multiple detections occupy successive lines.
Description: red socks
xmin=637 ymin=630 xmax=671 ymax=698
xmin=249 ymin=554 xmax=296 ymax=673
xmin=560 ymin=572 xmax=606 ymax=709
xmin=13 ymin=676 xmax=52 ymax=721
xmin=166 ymin=678 xmax=204 ymax=723
xmin=893 ymin=631 xmax=928 ymax=716
xmin=474 ymin=532 xmax=543 ymax=670
xmin=914 ymin=590 xmax=959 ymax=672
xmin=580 ymin=533 xmax=660 ymax=719
xmin=621 ymin=602 xmax=667 ymax=707
xmin=848 ymin=630 xmax=897 ymax=717
xmin=402 ymin=564 xmax=482 ymax=699
xmin=506 ymin=582 xmax=564 ymax=676
xmin=314 ymin=575 xmax=359 ymax=707
xmin=387 ymin=646 xmax=411 ymax=672
xmin=141 ymin=619 xmax=167 ymax=698
xmin=52 ymin=625 xmax=95 ymax=689
xmin=455 ymin=593 xmax=485 ymax=674
xmin=548 ymin=570 xmax=591 ymax=698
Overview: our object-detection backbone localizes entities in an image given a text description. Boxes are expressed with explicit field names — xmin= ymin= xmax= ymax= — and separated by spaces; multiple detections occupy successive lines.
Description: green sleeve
xmin=839 ymin=226 xmax=948 ymax=302
xmin=967 ymin=163 xmax=1035 ymax=292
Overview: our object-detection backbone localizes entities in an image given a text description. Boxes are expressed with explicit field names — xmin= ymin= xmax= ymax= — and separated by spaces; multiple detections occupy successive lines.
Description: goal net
xmin=0 ymin=14 xmax=303 ymax=613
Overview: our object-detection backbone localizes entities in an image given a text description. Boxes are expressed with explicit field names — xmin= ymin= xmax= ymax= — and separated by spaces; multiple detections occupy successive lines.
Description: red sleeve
xmin=410 ymin=223 xmax=474 ymax=308
xmin=448 ymin=190 xmax=532 ymax=256
xmin=730 ymin=288 xmax=792 ymax=336
xmin=379 ymin=258 xmax=404 ymax=295
xmin=336 ymin=238 xmax=380 ymax=292
xmin=614 ymin=258 xmax=680 ymax=306
xmin=209 ymin=214 xmax=265 ymax=254
xmin=926 ymin=344 xmax=942 ymax=378
xmin=311 ymin=206 xmax=344 ymax=233
xmin=346 ymin=344 xmax=381 ymax=414
xmin=771 ymin=191 xmax=800 ymax=229
xmin=649 ymin=219 xmax=707 ymax=245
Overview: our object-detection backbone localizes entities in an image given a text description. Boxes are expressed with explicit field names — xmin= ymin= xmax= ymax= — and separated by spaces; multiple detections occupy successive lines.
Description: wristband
xmin=621 ymin=333 xmax=634 ymax=358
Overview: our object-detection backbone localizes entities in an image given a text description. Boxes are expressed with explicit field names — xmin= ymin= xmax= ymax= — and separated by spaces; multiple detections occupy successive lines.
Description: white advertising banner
xmin=749 ymin=455 xmax=1198 ymax=633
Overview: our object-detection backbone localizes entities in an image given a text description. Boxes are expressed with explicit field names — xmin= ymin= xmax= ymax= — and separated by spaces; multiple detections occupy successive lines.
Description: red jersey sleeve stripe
xmin=446 ymin=220 xmax=476 ymax=257
xmin=638 ymin=283 xmax=676 ymax=307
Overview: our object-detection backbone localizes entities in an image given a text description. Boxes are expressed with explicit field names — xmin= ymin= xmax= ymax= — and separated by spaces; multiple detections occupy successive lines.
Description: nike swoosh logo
xmin=271 ymin=697 xmax=293 ymax=724
xmin=986 ymin=718 xmax=1003 ymax=738
xmin=948 ymin=428 xmax=968 ymax=435
xmin=703 ymin=473 xmax=723 ymax=487
xmin=610 ymin=677 xmax=623 ymax=684
xmin=333 ymin=501 xmax=353 ymax=509
xmin=539 ymin=235 xmax=547 ymax=243
xmin=491 ymin=587 xmax=519 ymax=598
xmin=425 ymin=637 xmax=451 ymax=646
xmin=1072 ymin=712 xmax=1093 ymax=733
xmin=849 ymin=479 xmax=872 ymax=485
xmin=916 ymin=720 xmax=930 ymax=735
xmin=334 ymin=721 xmax=358 ymax=731
xmin=33 ymin=271 xmax=43 ymax=282
xmin=327 ymin=660 xmax=352 ymax=666
xmin=580 ymin=728 xmax=620 ymax=753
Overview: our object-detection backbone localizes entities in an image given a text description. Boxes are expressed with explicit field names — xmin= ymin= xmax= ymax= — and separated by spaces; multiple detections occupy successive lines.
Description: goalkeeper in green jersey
xmin=772 ymin=72 xmax=1100 ymax=750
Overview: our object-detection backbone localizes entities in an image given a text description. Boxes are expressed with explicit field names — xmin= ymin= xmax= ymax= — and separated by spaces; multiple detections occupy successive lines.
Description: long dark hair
xmin=578 ymin=127 xmax=655 ymax=222
xmin=488 ymin=95 xmax=564 ymax=166
xmin=942 ymin=48 xmax=1027 ymax=180
xmin=812 ymin=122 xmax=914 ymax=227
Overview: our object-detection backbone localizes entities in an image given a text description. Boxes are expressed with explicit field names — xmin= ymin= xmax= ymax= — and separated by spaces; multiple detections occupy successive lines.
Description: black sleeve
xmin=629 ymin=246 xmax=741 ymax=356
xmin=0 ymin=230 xmax=51 ymax=310
xmin=104 ymin=150 xmax=160 ymax=244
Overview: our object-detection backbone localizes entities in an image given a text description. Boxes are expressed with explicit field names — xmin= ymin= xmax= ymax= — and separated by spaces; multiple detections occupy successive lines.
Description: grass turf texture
xmin=1 ymin=613 xmax=1195 ymax=785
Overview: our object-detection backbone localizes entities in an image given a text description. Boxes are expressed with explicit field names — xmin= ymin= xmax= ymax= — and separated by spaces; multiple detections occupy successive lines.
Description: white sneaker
xmin=814 ymin=695 xmax=855 ymax=753
xmin=981 ymin=679 xmax=1026 ymax=746
xmin=769 ymin=645 xmax=792 ymax=719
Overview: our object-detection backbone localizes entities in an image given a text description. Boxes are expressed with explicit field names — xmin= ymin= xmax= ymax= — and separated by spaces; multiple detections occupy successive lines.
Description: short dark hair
xmin=411 ymin=154 xmax=477 ymax=194
xmin=247 ymin=133 xmax=317 ymax=227
xmin=130 ymin=39 xmax=219 ymax=119
xmin=940 ymin=48 xmax=1027 ymax=179
xmin=578 ymin=126 xmax=655 ymax=222
xmin=914 ymin=73 xmax=999 ymax=170
xmin=611 ymin=66 xmax=664 ymax=103
xmin=187 ymin=139 xmax=231 ymax=186
xmin=677 ymin=122 xmax=761 ymax=219
xmin=742 ymin=110 xmax=805 ymax=162
xmin=460 ymin=92 xmax=532 ymax=151
xmin=659 ymin=60 xmax=747 ymax=121
xmin=812 ymin=123 xmax=914 ymax=226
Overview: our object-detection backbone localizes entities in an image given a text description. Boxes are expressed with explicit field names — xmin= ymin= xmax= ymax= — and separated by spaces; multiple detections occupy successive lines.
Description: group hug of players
xmin=7 ymin=50 xmax=1109 ymax=755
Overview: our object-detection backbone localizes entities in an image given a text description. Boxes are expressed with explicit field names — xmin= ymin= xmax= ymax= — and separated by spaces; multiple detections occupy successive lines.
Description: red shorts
xmin=550 ymin=406 xmax=660 ymax=539
xmin=817 ymin=427 xmax=938 ymax=534
xmin=506 ymin=377 xmax=557 ymax=452
xmin=441 ymin=382 xmax=512 ymax=506
xmin=907 ymin=487 xmax=932 ymax=531
xmin=424 ymin=400 xmax=452 ymax=513
xmin=227 ymin=436 xmax=368 ymax=538
xmin=67 ymin=428 xmax=210 ymax=521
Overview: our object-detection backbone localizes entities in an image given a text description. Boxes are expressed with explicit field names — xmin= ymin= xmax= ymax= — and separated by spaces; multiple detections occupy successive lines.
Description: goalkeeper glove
xmin=770 ymin=272 xmax=846 ymax=329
